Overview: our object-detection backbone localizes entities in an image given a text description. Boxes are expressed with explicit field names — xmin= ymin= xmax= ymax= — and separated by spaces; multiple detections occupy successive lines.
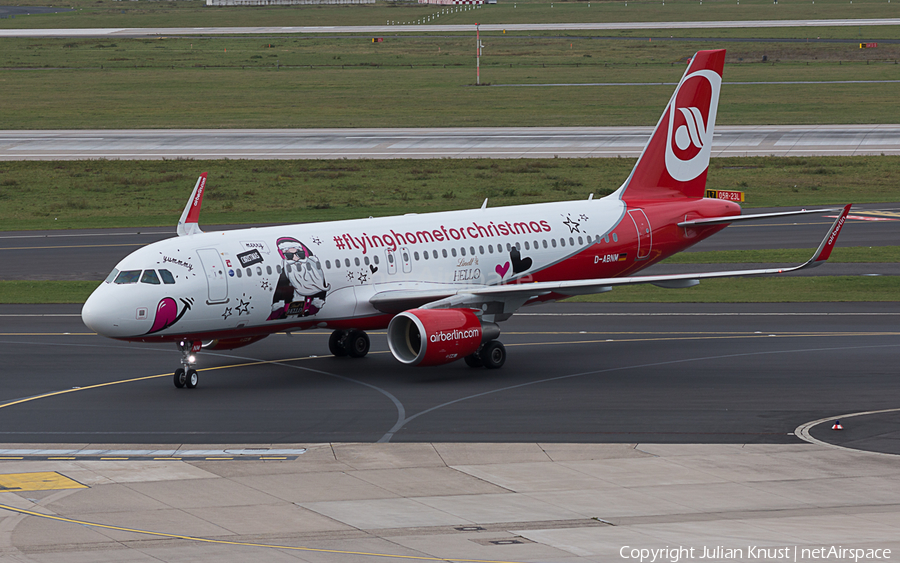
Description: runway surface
xmin=2 ymin=204 xmax=897 ymax=281
xmin=1 ymin=301 xmax=898 ymax=448
xmin=4 ymin=125 xmax=900 ymax=160
xmin=2 ymin=18 xmax=900 ymax=37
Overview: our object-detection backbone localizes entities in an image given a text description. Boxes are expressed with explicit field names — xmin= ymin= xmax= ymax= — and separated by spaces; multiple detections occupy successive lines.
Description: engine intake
xmin=387 ymin=308 xmax=499 ymax=367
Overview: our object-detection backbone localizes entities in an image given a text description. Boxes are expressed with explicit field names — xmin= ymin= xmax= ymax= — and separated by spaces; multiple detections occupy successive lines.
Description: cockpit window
xmin=104 ymin=268 xmax=119 ymax=284
xmin=141 ymin=270 xmax=161 ymax=285
xmin=159 ymin=269 xmax=176 ymax=284
xmin=114 ymin=270 xmax=141 ymax=284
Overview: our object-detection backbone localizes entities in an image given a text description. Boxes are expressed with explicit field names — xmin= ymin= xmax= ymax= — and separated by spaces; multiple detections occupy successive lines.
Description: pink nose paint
xmin=149 ymin=297 xmax=178 ymax=333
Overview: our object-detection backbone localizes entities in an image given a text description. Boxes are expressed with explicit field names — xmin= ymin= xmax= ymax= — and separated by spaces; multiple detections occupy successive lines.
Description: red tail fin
xmin=620 ymin=49 xmax=726 ymax=202
xmin=177 ymin=173 xmax=207 ymax=237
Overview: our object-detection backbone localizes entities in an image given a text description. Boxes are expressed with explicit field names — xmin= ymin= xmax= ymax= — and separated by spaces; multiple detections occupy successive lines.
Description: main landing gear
xmin=329 ymin=329 xmax=370 ymax=358
xmin=173 ymin=339 xmax=199 ymax=389
xmin=464 ymin=340 xmax=506 ymax=370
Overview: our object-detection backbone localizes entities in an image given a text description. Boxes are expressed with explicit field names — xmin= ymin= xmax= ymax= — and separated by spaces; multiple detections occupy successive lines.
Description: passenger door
xmin=196 ymin=248 xmax=229 ymax=303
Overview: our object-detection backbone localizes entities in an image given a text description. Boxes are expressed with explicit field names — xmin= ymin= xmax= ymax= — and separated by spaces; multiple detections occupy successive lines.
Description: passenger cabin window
xmin=560 ymin=238 xmax=566 ymax=247
xmin=141 ymin=270 xmax=161 ymax=285
xmin=414 ymin=251 xmax=420 ymax=261
xmin=374 ymin=255 xmax=380 ymax=265
xmin=104 ymin=269 xmax=119 ymax=284
xmin=325 ymin=260 xmax=331 ymax=269
xmin=543 ymin=240 xmax=548 ymax=249
xmin=236 ymin=269 xmax=243 ymax=278
xmin=114 ymin=270 xmax=141 ymax=284
xmin=442 ymin=249 xmax=448 ymax=258
xmin=451 ymin=248 xmax=457 ymax=257
xmin=432 ymin=250 xmax=438 ymax=259
xmin=460 ymin=247 xmax=466 ymax=257
xmin=266 ymin=265 xmax=272 ymax=275
xmin=613 ymin=233 xmax=618 ymax=242
xmin=159 ymin=269 xmax=176 ymax=284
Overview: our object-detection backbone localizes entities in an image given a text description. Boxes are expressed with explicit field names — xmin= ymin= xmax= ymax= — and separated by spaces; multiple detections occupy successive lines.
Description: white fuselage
xmin=82 ymin=196 xmax=634 ymax=341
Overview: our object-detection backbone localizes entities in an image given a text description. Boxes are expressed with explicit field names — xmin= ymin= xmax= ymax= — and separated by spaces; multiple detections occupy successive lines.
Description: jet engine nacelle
xmin=388 ymin=308 xmax=497 ymax=367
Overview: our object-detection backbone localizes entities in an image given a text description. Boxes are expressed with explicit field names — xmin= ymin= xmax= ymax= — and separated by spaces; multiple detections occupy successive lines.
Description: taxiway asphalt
xmin=4 ymin=125 xmax=900 ymax=160
xmin=1 ymin=301 xmax=898 ymax=450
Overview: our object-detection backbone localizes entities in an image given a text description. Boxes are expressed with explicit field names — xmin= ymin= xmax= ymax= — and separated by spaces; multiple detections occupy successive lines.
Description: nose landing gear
xmin=174 ymin=339 xmax=200 ymax=389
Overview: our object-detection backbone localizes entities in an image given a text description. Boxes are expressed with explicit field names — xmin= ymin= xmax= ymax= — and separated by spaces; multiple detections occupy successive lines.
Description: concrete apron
xmin=0 ymin=442 xmax=897 ymax=562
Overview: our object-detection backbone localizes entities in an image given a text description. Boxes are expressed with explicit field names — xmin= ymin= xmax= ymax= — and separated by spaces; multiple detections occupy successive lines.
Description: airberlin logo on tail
xmin=193 ymin=176 xmax=206 ymax=208
xmin=665 ymin=69 xmax=721 ymax=182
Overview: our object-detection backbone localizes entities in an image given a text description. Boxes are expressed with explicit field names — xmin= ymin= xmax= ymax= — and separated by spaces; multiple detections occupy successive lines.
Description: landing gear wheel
xmin=464 ymin=353 xmax=484 ymax=368
xmin=174 ymin=368 xmax=186 ymax=388
xmin=347 ymin=330 xmax=370 ymax=358
xmin=480 ymin=341 xmax=506 ymax=369
xmin=329 ymin=330 xmax=348 ymax=357
xmin=185 ymin=369 xmax=198 ymax=389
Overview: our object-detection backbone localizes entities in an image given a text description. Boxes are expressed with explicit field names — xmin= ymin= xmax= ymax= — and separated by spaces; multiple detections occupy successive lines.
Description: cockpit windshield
xmin=111 ymin=269 xmax=177 ymax=285
xmin=141 ymin=270 xmax=161 ymax=285
xmin=114 ymin=270 xmax=141 ymax=284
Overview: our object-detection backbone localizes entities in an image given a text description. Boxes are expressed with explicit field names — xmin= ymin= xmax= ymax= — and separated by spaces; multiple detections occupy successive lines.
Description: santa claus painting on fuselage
xmin=268 ymin=237 xmax=330 ymax=320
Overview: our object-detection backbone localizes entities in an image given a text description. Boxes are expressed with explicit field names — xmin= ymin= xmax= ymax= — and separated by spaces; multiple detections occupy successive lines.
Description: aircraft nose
xmin=82 ymin=285 xmax=117 ymax=336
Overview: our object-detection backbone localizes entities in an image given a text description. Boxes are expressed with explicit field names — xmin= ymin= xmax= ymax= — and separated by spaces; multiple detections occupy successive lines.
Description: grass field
xmin=2 ymin=276 xmax=894 ymax=304
xmin=2 ymin=19 xmax=900 ymax=129
xmin=0 ymin=156 xmax=895 ymax=231
xmin=2 ymin=0 xmax=900 ymax=29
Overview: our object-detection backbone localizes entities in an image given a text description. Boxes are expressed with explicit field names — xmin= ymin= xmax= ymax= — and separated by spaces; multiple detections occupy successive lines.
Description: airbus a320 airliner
xmin=82 ymin=49 xmax=852 ymax=388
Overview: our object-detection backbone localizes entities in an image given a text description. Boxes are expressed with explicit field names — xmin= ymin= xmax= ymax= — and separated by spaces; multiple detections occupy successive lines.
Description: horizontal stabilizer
xmin=678 ymin=208 xmax=839 ymax=228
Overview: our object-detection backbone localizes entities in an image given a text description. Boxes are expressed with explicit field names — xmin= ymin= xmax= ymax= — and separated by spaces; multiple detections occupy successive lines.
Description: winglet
xmin=806 ymin=203 xmax=851 ymax=266
xmin=177 ymin=173 xmax=207 ymax=237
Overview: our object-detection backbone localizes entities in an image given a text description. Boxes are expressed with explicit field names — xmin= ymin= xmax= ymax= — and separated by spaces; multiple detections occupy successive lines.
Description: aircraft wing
xmin=370 ymin=204 xmax=851 ymax=314
xmin=678 ymin=207 xmax=839 ymax=227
